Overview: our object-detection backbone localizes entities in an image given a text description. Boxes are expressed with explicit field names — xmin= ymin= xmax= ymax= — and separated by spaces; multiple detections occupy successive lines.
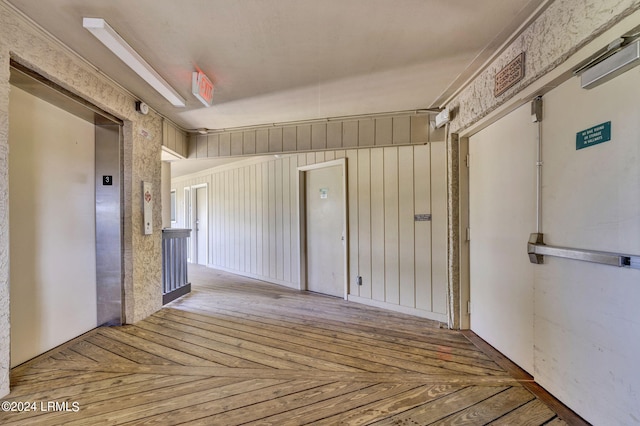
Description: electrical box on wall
xmin=143 ymin=181 xmax=153 ymax=235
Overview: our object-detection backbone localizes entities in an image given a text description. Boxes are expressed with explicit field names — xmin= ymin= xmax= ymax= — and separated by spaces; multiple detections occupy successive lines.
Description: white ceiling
xmin=7 ymin=0 xmax=545 ymax=132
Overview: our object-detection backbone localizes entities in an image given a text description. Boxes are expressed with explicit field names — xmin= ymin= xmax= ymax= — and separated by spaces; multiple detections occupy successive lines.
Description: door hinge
xmin=465 ymin=154 xmax=470 ymax=168
xmin=465 ymin=227 xmax=471 ymax=241
xmin=467 ymin=300 xmax=472 ymax=315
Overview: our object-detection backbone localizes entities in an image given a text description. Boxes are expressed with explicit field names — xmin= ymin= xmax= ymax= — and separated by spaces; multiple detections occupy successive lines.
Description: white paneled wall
xmin=162 ymin=120 xmax=188 ymax=158
xmin=172 ymin=144 xmax=447 ymax=321
xmin=189 ymin=114 xmax=444 ymax=159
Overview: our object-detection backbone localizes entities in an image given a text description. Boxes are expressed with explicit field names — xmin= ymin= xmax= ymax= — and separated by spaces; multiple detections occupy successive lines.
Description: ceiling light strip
xmin=83 ymin=17 xmax=185 ymax=107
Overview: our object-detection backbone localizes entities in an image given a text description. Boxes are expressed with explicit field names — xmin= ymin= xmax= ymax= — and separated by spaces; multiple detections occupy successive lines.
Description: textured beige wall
xmin=0 ymin=3 xmax=164 ymax=396
xmin=124 ymin=118 xmax=164 ymax=324
xmin=0 ymin=44 xmax=9 ymax=398
xmin=448 ymin=0 xmax=640 ymax=133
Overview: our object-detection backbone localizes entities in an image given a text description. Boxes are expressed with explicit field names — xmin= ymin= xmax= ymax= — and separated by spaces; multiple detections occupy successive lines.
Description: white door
xmin=468 ymin=102 xmax=536 ymax=374
xmin=532 ymin=66 xmax=640 ymax=424
xmin=305 ymin=165 xmax=345 ymax=298
xmin=195 ymin=186 xmax=208 ymax=265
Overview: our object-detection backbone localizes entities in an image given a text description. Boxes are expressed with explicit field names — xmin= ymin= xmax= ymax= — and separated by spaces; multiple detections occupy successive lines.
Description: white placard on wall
xmin=143 ymin=181 xmax=153 ymax=235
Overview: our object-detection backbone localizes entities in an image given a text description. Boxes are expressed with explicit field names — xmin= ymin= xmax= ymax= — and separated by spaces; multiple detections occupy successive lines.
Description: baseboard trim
xmin=206 ymin=264 xmax=301 ymax=291
xmin=347 ymin=294 xmax=448 ymax=323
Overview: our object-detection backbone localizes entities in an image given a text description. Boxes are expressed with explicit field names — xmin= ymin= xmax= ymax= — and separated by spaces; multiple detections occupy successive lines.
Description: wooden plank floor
xmin=1 ymin=266 xmax=585 ymax=425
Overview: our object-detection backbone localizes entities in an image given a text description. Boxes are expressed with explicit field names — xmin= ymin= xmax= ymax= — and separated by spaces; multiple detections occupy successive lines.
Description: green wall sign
xmin=576 ymin=121 xmax=611 ymax=150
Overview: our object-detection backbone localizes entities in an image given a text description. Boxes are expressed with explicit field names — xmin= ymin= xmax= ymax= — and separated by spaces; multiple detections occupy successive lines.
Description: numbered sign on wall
xmin=143 ymin=181 xmax=153 ymax=235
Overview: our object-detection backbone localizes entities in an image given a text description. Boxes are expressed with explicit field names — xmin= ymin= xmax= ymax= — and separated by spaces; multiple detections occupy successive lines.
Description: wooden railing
xmin=162 ymin=228 xmax=191 ymax=304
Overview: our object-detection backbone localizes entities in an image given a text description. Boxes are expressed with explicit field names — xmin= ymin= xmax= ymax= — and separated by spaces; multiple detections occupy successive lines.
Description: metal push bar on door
xmin=528 ymin=233 xmax=640 ymax=270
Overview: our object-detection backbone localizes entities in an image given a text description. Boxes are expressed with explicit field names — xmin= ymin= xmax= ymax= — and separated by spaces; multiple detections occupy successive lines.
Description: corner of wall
xmin=446 ymin=131 xmax=460 ymax=329
xmin=125 ymin=117 xmax=164 ymax=323
xmin=0 ymin=23 xmax=11 ymax=398
xmin=0 ymin=275 xmax=8 ymax=398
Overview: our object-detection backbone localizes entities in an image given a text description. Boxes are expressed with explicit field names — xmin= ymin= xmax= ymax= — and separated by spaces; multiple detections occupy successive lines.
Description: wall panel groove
xmin=384 ymin=147 xmax=399 ymax=304
xmin=186 ymin=113 xmax=441 ymax=159
xmin=399 ymin=146 xmax=416 ymax=308
xmin=370 ymin=148 xmax=385 ymax=302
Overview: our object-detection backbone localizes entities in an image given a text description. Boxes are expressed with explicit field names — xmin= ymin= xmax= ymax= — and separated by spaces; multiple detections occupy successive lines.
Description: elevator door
xmin=9 ymin=86 xmax=98 ymax=367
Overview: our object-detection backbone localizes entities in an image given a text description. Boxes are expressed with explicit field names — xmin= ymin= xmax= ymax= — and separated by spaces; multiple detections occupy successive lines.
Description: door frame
xmin=184 ymin=187 xmax=192 ymax=262
xmin=8 ymin=63 xmax=125 ymax=368
xmin=459 ymin=136 xmax=470 ymax=330
xmin=297 ymin=158 xmax=348 ymax=299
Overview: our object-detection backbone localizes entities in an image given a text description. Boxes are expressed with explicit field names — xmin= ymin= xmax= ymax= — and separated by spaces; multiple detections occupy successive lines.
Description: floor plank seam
xmin=2 ymin=266 xmax=582 ymax=426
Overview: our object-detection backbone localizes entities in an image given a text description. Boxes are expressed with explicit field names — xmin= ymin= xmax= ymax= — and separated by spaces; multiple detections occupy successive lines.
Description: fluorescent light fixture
xmin=83 ymin=17 xmax=186 ymax=107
